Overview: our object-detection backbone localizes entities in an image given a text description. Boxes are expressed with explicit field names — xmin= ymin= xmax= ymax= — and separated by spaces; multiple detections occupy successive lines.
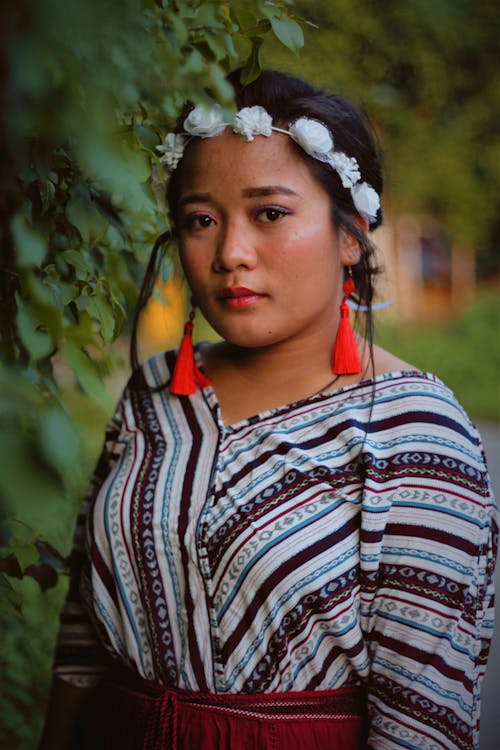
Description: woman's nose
xmin=212 ymin=221 xmax=257 ymax=273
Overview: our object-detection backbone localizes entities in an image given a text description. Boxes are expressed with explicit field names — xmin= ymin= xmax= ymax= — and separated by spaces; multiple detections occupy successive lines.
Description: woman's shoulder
xmin=366 ymin=351 xmax=496 ymax=525
xmin=370 ymin=344 xmax=454 ymax=406
xmin=371 ymin=344 xmax=413 ymax=376
xmin=127 ymin=349 xmax=176 ymax=391
xmin=368 ymin=345 xmax=479 ymax=440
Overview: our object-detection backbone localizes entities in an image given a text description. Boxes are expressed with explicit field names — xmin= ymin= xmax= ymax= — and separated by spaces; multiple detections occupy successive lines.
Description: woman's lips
xmin=216 ymin=286 xmax=266 ymax=310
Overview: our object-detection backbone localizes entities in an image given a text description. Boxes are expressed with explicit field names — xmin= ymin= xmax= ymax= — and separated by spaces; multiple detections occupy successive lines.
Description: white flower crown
xmin=156 ymin=104 xmax=380 ymax=224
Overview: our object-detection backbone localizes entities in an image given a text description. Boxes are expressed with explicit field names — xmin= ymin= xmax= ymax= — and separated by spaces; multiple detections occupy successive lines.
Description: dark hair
xmin=131 ymin=69 xmax=383 ymax=373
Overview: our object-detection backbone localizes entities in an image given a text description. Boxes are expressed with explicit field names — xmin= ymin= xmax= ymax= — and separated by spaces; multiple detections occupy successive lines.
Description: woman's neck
xmin=200 ymin=333 xmax=367 ymax=426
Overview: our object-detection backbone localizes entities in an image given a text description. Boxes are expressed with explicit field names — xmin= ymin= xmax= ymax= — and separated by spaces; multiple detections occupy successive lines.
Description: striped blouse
xmin=55 ymin=350 xmax=498 ymax=750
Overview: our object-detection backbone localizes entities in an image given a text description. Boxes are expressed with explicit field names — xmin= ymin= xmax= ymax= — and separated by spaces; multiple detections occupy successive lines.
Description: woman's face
xmin=176 ymin=130 xmax=357 ymax=351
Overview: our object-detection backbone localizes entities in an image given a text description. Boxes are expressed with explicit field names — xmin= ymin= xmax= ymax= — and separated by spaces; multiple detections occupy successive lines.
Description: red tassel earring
xmin=169 ymin=309 xmax=212 ymax=395
xmin=332 ymin=268 xmax=362 ymax=375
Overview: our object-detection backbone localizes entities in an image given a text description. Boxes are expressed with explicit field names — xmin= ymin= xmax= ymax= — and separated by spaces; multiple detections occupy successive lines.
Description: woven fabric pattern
xmin=55 ymin=350 xmax=497 ymax=749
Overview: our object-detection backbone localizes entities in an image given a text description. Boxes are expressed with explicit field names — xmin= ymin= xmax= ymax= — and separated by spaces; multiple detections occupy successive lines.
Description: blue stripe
xmin=377 ymin=609 xmax=474 ymax=658
xmin=102 ymin=451 xmax=147 ymax=672
xmin=217 ymin=501 xmax=353 ymax=620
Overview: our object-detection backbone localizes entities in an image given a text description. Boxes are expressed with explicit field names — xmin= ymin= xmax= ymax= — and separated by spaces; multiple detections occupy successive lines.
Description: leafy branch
xmin=0 ymin=0 xmax=304 ymax=621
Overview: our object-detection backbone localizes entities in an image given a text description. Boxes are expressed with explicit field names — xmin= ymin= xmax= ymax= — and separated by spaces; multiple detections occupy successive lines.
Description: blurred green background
xmin=1 ymin=1 xmax=498 ymax=747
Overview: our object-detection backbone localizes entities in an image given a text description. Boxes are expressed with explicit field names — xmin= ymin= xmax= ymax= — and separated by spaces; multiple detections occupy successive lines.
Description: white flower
xmin=329 ymin=152 xmax=361 ymax=189
xmin=156 ymin=133 xmax=186 ymax=170
xmin=183 ymin=105 xmax=226 ymax=138
xmin=351 ymin=182 xmax=380 ymax=222
xmin=233 ymin=106 xmax=273 ymax=141
xmin=156 ymin=104 xmax=380 ymax=227
xmin=288 ymin=118 xmax=333 ymax=160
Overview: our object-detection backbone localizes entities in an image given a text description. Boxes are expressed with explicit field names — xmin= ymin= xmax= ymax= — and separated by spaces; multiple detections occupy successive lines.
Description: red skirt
xmin=75 ymin=667 xmax=367 ymax=749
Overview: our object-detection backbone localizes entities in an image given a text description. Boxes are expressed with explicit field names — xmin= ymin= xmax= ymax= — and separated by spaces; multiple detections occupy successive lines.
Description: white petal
xmin=351 ymin=182 xmax=380 ymax=222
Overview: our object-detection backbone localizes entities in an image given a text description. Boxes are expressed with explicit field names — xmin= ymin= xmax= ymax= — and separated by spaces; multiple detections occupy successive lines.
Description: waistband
xmin=102 ymin=665 xmax=366 ymax=749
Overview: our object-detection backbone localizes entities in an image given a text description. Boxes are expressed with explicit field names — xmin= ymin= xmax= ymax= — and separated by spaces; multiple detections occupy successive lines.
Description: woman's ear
xmin=339 ymin=216 xmax=368 ymax=266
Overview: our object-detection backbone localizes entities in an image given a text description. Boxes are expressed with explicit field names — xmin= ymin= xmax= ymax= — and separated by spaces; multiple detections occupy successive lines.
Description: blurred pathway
xmin=477 ymin=422 xmax=500 ymax=750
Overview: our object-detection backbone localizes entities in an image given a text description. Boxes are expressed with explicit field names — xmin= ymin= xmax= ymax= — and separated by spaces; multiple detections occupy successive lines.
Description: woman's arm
xmin=360 ymin=386 xmax=498 ymax=749
xmin=364 ymin=504 xmax=496 ymax=749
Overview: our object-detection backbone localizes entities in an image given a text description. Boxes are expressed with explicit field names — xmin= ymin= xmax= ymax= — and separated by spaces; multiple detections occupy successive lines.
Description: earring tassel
xmin=169 ymin=321 xmax=212 ymax=396
xmin=332 ymin=276 xmax=362 ymax=375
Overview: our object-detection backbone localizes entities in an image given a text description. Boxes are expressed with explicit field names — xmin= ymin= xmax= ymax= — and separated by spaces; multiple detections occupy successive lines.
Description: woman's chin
xmin=207 ymin=325 xmax=278 ymax=351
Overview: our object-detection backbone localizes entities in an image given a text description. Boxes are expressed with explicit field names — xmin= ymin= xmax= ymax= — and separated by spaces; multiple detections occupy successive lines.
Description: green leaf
xmin=240 ymin=37 xmax=264 ymax=85
xmin=134 ymin=123 xmax=159 ymax=151
xmin=76 ymin=140 xmax=155 ymax=212
xmin=221 ymin=32 xmax=237 ymax=58
xmin=61 ymin=342 xmax=112 ymax=410
xmin=20 ymin=273 xmax=64 ymax=341
xmin=9 ymin=543 xmax=40 ymax=574
xmin=269 ymin=17 xmax=304 ymax=54
xmin=39 ymin=179 xmax=56 ymax=214
xmin=86 ymin=293 xmax=116 ymax=342
xmin=195 ymin=3 xmax=225 ymax=29
xmin=3 ymin=519 xmax=34 ymax=545
xmin=61 ymin=249 xmax=91 ymax=278
xmin=0 ymin=432 xmax=69 ymax=554
xmin=66 ymin=189 xmax=108 ymax=244
xmin=205 ymin=33 xmax=229 ymax=61
xmin=43 ymin=277 xmax=80 ymax=307
xmin=11 ymin=214 xmax=47 ymax=268
xmin=0 ymin=575 xmax=23 ymax=619
xmin=183 ymin=48 xmax=205 ymax=74
xmin=119 ymin=142 xmax=151 ymax=182
xmin=23 ymin=271 xmax=56 ymax=308
xmin=230 ymin=7 xmax=256 ymax=32
xmin=174 ymin=0 xmax=197 ymax=21
xmin=15 ymin=294 xmax=53 ymax=362
xmin=169 ymin=13 xmax=188 ymax=45
xmin=37 ymin=407 xmax=81 ymax=480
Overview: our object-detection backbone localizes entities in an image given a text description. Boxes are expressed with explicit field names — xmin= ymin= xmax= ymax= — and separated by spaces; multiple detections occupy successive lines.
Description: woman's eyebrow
xmin=179 ymin=192 xmax=211 ymax=208
xmin=242 ymin=186 xmax=300 ymax=198
xmin=179 ymin=186 xmax=300 ymax=208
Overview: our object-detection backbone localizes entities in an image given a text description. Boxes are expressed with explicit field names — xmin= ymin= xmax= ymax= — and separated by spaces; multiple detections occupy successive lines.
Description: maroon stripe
xmin=364 ymin=449 xmax=487 ymax=491
xmin=371 ymin=631 xmax=473 ymax=693
xmin=370 ymin=700 xmax=447 ymax=749
xmin=378 ymin=560 xmax=476 ymax=617
xmin=385 ymin=522 xmax=479 ymax=556
xmin=210 ymin=460 xmax=361 ymax=572
xmin=90 ymin=542 xmax=121 ymax=612
xmin=177 ymin=394 xmax=213 ymax=691
xmin=363 ymin=410 xmax=476 ymax=443
xmin=241 ymin=566 xmax=362 ymax=692
xmin=222 ymin=516 xmax=359 ymax=659
xmin=130 ymin=373 xmax=178 ymax=683
xmin=214 ymin=422 xmax=362 ymax=505
xmin=370 ymin=672 xmax=472 ymax=749
xmin=208 ymin=467 xmax=356 ymax=574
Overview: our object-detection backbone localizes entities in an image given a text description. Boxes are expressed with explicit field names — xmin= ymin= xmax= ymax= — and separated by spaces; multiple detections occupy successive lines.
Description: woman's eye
xmin=184 ymin=213 xmax=215 ymax=230
xmin=257 ymin=207 xmax=289 ymax=223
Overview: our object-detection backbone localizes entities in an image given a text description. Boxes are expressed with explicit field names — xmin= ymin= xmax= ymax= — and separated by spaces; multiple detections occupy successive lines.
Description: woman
xmin=40 ymin=69 xmax=497 ymax=749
